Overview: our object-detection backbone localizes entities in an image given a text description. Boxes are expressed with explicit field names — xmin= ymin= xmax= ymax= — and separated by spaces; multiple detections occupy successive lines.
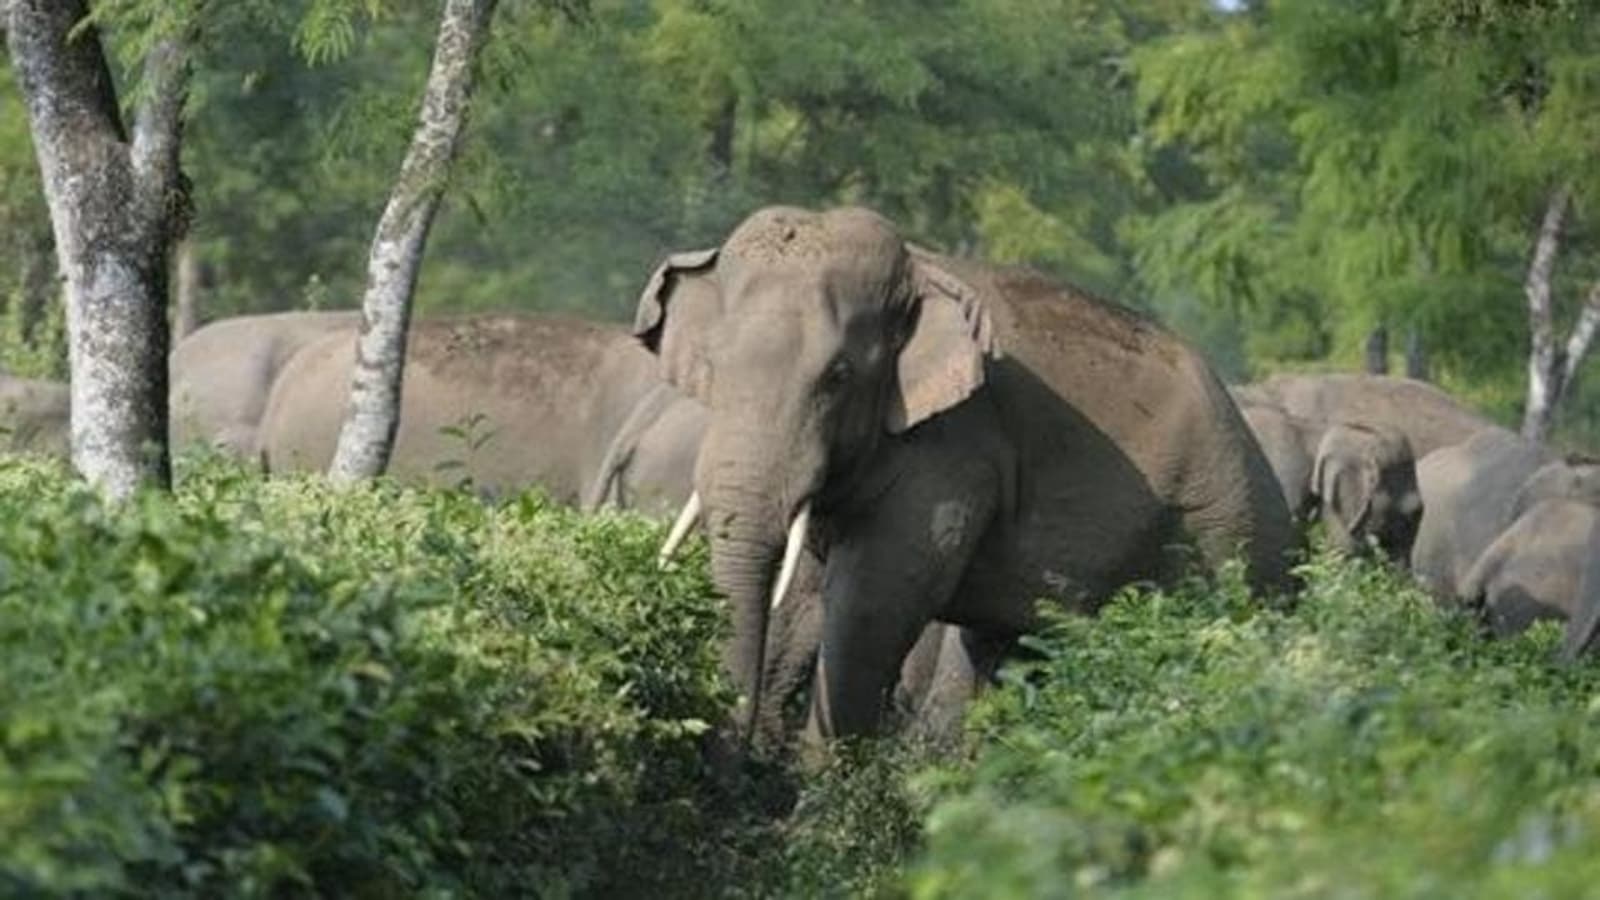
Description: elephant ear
xmin=633 ymin=248 xmax=721 ymax=403
xmin=1314 ymin=443 xmax=1376 ymax=539
xmin=886 ymin=253 xmax=997 ymax=434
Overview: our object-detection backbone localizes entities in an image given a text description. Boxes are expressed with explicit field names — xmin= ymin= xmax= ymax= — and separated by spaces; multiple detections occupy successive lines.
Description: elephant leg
xmin=892 ymin=622 xmax=947 ymax=728
xmin=906 ymin=625 xmax=1010 ymax=748
xmin=807 ymin=452 xmax=1000 ymax=740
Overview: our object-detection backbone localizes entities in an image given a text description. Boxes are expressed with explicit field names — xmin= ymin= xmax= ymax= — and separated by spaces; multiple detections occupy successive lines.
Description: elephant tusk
xmin=770 ymin=503 xmax=811 ymax=612
xmin=657 ymin=491 xmax=702 ymax=568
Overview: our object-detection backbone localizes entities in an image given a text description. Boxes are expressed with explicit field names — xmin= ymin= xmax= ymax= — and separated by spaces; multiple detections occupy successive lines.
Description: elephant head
xmin=633 ymin=206 xmax=994 ymax=735
xmin=1311 ymin=421 xmax=1421 ymax=561
xmin=1511 ymin=458 xmax=1600 ymax=521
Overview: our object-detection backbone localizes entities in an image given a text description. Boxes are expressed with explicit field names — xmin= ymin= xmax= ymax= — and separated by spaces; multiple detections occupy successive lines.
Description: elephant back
xmin=1242 ymin=373 xmax=1491 ymax=457
xmin=170 ymin=309 xmax=360 ymax=457
xmin=260 ymin=313 xmax=660 ymax=500
xmin=926 ymin=256 xmax=1296 ymax=594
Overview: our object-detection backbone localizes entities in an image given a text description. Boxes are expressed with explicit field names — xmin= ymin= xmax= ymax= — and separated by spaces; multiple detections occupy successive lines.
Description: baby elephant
xmin=1460 ymin=497 xmax=1600 ymax=662
xmin=1311 ymin=422 xmax=1422 ymax=561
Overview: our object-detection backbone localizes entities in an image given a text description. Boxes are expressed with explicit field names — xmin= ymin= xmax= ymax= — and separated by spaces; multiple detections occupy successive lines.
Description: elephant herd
xmin=1234 ymin=374 xmax=1600 ymax=662
xmin=10 ymin=204 xmax=1600 ymax=750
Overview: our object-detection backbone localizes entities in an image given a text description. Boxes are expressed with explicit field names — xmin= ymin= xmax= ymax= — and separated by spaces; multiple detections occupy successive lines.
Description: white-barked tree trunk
xmin=327 ymin=0 xmax=498 ymax=484
xmin=1521 ymin=184 xmax=1600 ymax=442
xmin=5 ymin=0 xmax=191 ymax=498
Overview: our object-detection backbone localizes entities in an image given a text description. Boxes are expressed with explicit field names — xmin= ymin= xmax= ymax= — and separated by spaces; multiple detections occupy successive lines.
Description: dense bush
xmin=10 ymin=456 xmax=1600 ymax=898
xmin=0 ymin=457 xmax=743 ymax=897
xmin=908 ymin=558 xmax=1600 ymax=898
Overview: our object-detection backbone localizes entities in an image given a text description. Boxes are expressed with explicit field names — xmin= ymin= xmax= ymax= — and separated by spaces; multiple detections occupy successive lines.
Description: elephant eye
xmin=822 ymin=358 xmax=853 ymax=391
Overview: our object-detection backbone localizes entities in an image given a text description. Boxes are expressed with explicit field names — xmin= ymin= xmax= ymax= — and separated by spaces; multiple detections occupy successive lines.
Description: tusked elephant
xmin=1311 ymin=422 xmax=1421 ymax=561
xmin=640 ymin=205 xmax=1296 ymax=740
xmin=169 ymin=310 xmax=359 ymax=458
xmin=258 ymin=313 xmax=699 ymax=513
xmin=1233 ymin=373 xmax=1492 ymax=458
xmin=1410 ymin=428 xmax=1555 ymax=601
xmin=1459 ymin=496 xmax=1600 ymax=662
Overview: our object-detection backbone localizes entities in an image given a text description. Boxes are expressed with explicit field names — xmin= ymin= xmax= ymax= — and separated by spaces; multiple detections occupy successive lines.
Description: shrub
xmin=15 ymin=455 xmax=1600 ymax=898
xmin=0 ymin=456 xmax=734 ymax=897
xmin=908 ymin=556 xmax=1600 ymax=898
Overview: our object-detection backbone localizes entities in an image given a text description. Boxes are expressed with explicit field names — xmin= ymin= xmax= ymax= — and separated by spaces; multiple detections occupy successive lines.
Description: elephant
xmin=258 ymin=313 xmax=698 ymax=513
xmin=0 ymin=373 xmax=68 ymax=456
xmin=1235 ymin=401 xmax=1318 ymax=518
xmin=1409 ymin=428 xmax=1555 ymax=600
xmin=588 ymin=392 xmax=969 ymax=748
xmin=169 ymin=310 xmax=359 ymax=458
xmin=1233 ymin=373 xmax=1493 ymax=458
xmin=583 ymin=381 xmax=708 ymax=517
xmin=638 ymin=205 xmax=1296 ymax=740
xmin=1311 ymin=422 xmax=1421 ymax=561
xmin=1458 ymin=496 xmax=1600 ymax=661
xmin=1510 ymin=457 xmax=1600 ymax=516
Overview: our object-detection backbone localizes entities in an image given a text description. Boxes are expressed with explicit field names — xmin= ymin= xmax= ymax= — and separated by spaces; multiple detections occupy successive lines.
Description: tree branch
xmin=1522 ymin=183 xmax=1571 ymax=440
xmin=1560 ymin=279 xmax=1600 ymax=397
xmin=130 ymin=28 xmax=193 ymax=229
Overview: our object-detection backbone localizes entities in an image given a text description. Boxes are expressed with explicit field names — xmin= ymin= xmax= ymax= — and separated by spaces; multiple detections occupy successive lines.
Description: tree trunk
xmin=5 ymin=1 xmax=191 ymax=497
xmin=1557 ymin=281 xmax=1600 ymax=413
xmin=328 ymin=0 xmax=498 ymax=484
xmin=1404 ymin=327 xmax=1429 ymax=381
xmin=1523 ymin=185 xmax=1573 ymax=441
xmin=172 ymin=238 xmax=202 ymax=341
xmin=1363 ymin=325 xmax=1389 ymax=374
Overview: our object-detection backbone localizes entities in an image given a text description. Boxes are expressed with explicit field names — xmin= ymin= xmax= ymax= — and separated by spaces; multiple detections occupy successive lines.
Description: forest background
xmin=3 ymin=0 xmax=1598 ymax=443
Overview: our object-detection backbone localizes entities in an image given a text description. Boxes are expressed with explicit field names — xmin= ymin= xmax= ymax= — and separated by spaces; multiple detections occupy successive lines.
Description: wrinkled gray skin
xmin=1234 ymin=373 xmax=1492 ymax=458
xmin=0 ymin=374 xmax=68 ymax=456
xmin=587 ymin=392 xmax=963 ymax=747
xmin=636 ymin=205 xmax=1295 ymax=740
xmin=1312 ymin=422 xmax=1422 ymax=561
xmin=1410 ymin=428 xmax=1555 ymax=600
xmin=1236 ymin=401 xmax=1319 ymax=518
xmin=1459 ymin=497 xmax=1600 ymax=661
xmin=170 ymin=310 xmax=359 ymax=458
xmin=259 ymin=314 xmax=695 ymax=512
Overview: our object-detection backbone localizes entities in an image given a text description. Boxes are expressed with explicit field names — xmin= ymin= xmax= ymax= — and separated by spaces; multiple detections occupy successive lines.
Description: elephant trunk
xmin=704 ymin=483 xmax=784 ymax=738
xmin=697 ymin=421 xmax=823 ymax=740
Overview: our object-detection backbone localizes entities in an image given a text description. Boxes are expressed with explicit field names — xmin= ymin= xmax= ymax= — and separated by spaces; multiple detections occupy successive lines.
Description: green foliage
xmin=11 ymin=0 xmax=1600 ymax=439
xmin=100 ymin=1 xmax=1212 ymax=323
xmin=8 ymin=463 xmax=1600 ymax=895
xmin=775 ymin=741 xmax=930 ymax=899
xmin=908 ymin=555 xmax=1600 ymax=897
xmin=1131 ymin=0 xmax=1600 ymax=435
xmin=0 ymin=455 xmax=750 ymax=896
